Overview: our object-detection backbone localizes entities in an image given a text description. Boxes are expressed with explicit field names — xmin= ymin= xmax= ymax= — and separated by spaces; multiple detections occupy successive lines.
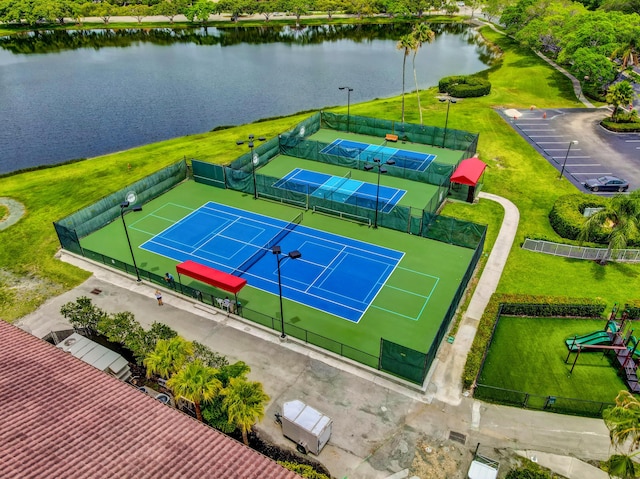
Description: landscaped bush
xmin=506 ymin=463 xmax=555 ymax=479
xmin=278 ymin=462 xmax=331 ymax=479
xmin=625 ymin=300 xmax=640 ymax=319
xmin=601 ymin=118 xmax=640 ymax=132
xmin=462 ymin=294 xmax=607 ymax=389
xmin=438 ymin=75 xmax=491 ymax=98
xmin=548 ymin=194 xmax=608 ymax=242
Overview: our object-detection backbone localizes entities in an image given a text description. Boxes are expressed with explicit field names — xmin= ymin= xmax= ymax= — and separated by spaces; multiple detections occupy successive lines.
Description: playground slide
xmin=565 ymin=330 xmax=612 ymax=351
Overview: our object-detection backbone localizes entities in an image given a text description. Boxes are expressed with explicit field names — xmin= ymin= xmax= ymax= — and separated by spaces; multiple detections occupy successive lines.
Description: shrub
xmin=625 ymin=300 xmax=640 ymax=319
xmin=278 ymin=462 xmax=331 ymax=479
xmin=601 ymin=118 xmax=640 ymax=132
xmin=438 ymin=75 xmax=491 ymax=98
xmin=548 ymin=194 xmax=607 ymax=241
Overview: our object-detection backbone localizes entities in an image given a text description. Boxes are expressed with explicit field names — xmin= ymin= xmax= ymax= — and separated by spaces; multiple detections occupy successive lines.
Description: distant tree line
xmin=0 ymin=0 xmax=482 ymax=27
xmin=500 ymin=0 xmax=640 ymax=96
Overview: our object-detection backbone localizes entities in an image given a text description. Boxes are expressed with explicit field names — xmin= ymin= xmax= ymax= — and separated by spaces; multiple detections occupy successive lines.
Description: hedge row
xmin=438 ymin=75 xmax=491 ymax=98
xmin=601 ymin=119 xmax=640 ymax=132
xmin=625 ymin=300 xmax=640 ymax=319
xmin=462 ymin=294 xmax=608 ymax=390
xmin=549 ymin=194 xmax=608 ymax=242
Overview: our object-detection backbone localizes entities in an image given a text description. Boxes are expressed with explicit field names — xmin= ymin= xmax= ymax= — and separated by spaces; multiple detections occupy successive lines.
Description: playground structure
xmin=565 ymin=307 xmax=640 ymax=393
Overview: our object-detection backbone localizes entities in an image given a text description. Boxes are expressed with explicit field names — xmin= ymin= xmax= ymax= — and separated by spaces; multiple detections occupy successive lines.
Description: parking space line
xmin=529 ymin=135 xmax=564 ymax=138
xmin=564 ymin=163 xmax=601 ymax=167
xmin=572 ymin=172 xmax=612 ymax=175
xmin=625 ymin=140 xmax=640 ymax=142
xmin=521 ymin=129 xmax=555 ymax=131
xmin=538 ymin=142 xmax=578 ymax=144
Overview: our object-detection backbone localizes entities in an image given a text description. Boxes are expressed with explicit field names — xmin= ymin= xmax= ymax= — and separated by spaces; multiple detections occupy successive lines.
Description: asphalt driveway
xmin=498 ymin=107 xmax=640 ymax=194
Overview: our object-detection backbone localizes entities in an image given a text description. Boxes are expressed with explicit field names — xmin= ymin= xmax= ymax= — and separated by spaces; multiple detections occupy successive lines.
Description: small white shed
xmin=281 ymin=400 xmax=332 ymax=455
xmin=468 ymin=453 xmax=499 ymax=479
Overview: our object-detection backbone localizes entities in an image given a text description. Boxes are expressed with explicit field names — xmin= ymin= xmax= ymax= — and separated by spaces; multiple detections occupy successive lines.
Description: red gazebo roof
xmin=176 ymin=260 xmax=247 ymax=294
xmin=450 ymin=157 xmax=487 ymax=186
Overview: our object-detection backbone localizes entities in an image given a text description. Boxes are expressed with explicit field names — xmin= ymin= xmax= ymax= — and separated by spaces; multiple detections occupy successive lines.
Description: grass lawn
xmin=478 ymin=316 xmax=627 ymax=407
xmin=2 ymin=18 xmax=638 ymax=379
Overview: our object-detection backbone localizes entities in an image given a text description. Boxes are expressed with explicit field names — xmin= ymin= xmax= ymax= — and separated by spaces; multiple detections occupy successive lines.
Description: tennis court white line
xmin=372 ymin=274 xmax=439 ymax=321
xmin=305 ymin=245 xmax=347 ymax=293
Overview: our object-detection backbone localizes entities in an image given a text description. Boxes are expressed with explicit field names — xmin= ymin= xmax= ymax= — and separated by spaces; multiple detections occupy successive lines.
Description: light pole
xmin=120 ymin=201 xmax=143 ymax=282
xmin=439 ymin=98 xmax=456 ymax=148
xmin=248 ymin=134 xmax=258 ymax=200
xmin=558 ymin=140 xmax=578 ymax=180
xmin=272 ymin=246 xmax=302 ymax=339
xmin=339 ymin=86 xmax=354 ymax=133
xmin=364 ymin=158 xmax=395 ymax=229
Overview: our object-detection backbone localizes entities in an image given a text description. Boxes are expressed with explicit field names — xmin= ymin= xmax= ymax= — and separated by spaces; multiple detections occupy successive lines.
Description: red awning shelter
xmin=450 ymin=157 xmax=487 ymax=203
xmin=450 ymin=157 xmax=487 ymax=186
xmin=176 ymin=260 xmax=247 ymax=294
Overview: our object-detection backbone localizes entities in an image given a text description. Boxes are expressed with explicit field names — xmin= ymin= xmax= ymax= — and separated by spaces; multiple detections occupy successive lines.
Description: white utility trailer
xmin=280 ymin=400 xmax=332 ymax=455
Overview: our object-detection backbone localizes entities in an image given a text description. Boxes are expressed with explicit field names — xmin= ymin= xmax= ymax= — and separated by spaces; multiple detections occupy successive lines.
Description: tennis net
xmin=232 ymin=212 xmax=303 ymax=276
xmin=320 ymin=171 xmax=351 ymax=199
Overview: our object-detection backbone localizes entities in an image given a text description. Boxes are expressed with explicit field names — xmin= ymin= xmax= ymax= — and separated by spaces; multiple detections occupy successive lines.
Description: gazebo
xmin=450 ymin=157 xmax=487 ymax=203
xmin=175 ymin=260 xmax=247 ymax=313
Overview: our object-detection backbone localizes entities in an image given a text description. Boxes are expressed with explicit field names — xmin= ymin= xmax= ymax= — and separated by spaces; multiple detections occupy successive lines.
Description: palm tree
xmin=411 ymin=24 xmax=435 ymax=125
xmin=222 ymin=377 xmax=270 ymax=445
xmin=144 ymin=336 xmax=193 ymax=380
xmin=167 ymin=360 xmax=222 ymax=422
xmin=611 ymin=33 xmax=640 ymax=69
xmin=578 ymin=191 xmax=640 ymax=265
xmin=397 ymin=34 xmax=416 ymax=124
xmin=603 ymin=391 xmax=640 ymax=479
xmin=606 ymin=81 xmax=635 ymax=122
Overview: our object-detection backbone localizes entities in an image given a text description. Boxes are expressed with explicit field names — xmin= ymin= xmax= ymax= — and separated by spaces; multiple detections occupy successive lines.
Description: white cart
xmin=279 ymin=400 xmax=332 ymax=455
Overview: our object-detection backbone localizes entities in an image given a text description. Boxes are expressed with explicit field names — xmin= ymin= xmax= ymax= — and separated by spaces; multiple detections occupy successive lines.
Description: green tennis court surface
xmin=80 ymin=181 xmax=474 ymax=357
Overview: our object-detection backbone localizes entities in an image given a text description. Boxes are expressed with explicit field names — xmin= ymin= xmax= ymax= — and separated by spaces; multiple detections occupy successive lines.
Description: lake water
xmin=0 ymin=24 xmax=494 ymax=174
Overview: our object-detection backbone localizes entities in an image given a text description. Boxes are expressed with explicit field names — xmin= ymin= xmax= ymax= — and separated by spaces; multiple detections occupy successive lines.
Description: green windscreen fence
xmin=379 ymin=339 xmax=428 ymax=384
xmin=54 ymin=160 xmax=188 ymax=251
xmin=192 ymin=161 xmax=225 ymax=188
xmin=320 ymin=111 xmax=479 ymax=153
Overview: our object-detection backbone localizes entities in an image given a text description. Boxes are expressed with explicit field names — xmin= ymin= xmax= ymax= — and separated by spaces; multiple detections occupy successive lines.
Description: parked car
xmin=583 ymin=175 xmax=629 ymax=192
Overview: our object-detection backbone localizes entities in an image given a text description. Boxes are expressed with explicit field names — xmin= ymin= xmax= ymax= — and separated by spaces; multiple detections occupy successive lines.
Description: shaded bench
xmin=385 ymin=134 xmax=398 ymax=142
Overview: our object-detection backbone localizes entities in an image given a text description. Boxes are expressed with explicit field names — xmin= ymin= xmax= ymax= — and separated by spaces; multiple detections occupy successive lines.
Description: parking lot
xmin=499 ymin=107 xmax=640 ymax=194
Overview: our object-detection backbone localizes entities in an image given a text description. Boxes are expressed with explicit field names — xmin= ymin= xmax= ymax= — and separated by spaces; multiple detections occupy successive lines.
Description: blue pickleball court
xmin=139 ymin=202 xmax=403 ymax=322
xmin=320 ymin=139 xmax=437 ymax=171
xmin=272 ymin=168 xmax=406 ymax=213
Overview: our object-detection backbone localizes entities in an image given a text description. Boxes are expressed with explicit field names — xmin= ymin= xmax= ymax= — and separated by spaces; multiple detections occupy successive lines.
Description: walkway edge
xmin=429 ymin=192 xmax=520 ymax=405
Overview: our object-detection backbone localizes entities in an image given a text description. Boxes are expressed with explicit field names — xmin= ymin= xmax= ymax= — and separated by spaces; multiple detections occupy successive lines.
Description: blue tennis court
xmin=139 ymin=202 xmax=403 ymax=322
xmin=272 ymin=168 xmax=406 ymax=213
xmin=320 ymin=139 xmax=437 ymax=171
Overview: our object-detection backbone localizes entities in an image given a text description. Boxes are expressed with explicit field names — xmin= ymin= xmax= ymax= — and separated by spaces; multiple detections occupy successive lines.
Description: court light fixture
xmin=272 ymin=246 xmax=302 ymax=339
xmin=558 ymin=140 xmax=578 ymax=180
xmin=439 ymin=97 xmax=456 ymax=148
xmin=364 ymin=158 xmax=395 ymax=229
xmin=248 ymin=134 xmax=259 ymax=199
xmin=339 ymin=86 xmax=354 ymax=134
xmin=120 ymin=201 xmax=143 ymax=282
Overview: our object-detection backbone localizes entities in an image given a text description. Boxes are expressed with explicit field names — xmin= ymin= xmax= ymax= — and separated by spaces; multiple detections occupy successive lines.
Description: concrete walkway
xmin=15 ymin=192 xmax=613 ymax=478
xmin=427 ymin=192 xmax=519 ymax=405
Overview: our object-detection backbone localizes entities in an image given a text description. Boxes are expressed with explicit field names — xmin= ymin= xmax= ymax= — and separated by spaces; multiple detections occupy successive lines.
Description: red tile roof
xmin=0 ymin=321 xmax=300 ymax=479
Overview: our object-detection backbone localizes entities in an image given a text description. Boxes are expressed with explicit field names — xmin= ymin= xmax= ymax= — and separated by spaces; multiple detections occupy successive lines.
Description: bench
xmin=385 ymin=134 xmax=398 ymax=142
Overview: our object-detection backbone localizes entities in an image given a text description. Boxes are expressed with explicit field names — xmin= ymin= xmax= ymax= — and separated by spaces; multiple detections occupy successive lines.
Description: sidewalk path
xmin=428 ymin=192 xmax=519 ymax=406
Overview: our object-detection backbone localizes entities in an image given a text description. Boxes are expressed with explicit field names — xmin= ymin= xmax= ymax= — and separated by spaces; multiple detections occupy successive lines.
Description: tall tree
xmin=606 ymin=81 xmax=635 ymax=121
xmin=144 ymin=336 xmax=194 ymax=380
xmin=579 ymin=191 xmax=640 ymax=265
xmin=411 ymin=23 xmax=435 ymax=125
xmin=603 ymin=391 xmax=640 ymax=479
xmin=167 ymin=360 xmax=222 ymax=422
xmin=222 ymin=377 xmax=270 ymax=445
xmin=396 ymin=33 xmax=416 ymax=124
xmin=60 ymin=296 xmax=106 ymax=334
